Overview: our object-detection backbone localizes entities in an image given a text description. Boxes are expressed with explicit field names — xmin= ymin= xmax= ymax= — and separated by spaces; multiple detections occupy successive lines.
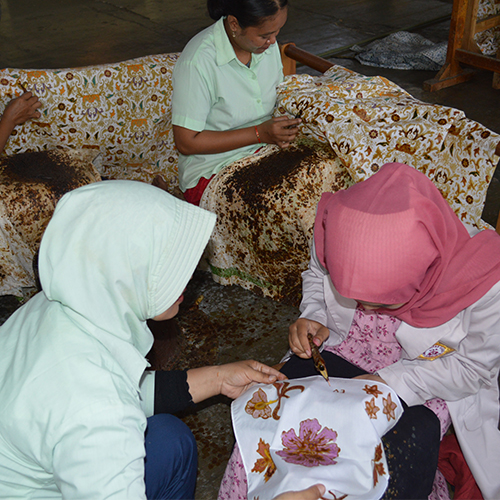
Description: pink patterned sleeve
xmin=424 ymin=398 xmax=452 ymax=440
xmin=218 ymin=443 xmax=248 ymax=500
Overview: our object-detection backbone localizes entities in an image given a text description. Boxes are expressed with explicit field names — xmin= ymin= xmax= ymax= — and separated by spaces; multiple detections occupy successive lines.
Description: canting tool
xmin=307 ymin=333 xmax=330 ymax=385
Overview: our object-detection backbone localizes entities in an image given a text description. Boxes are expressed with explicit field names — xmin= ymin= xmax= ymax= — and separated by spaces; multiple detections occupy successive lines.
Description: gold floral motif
xmin=251 ymin=438 xmax=276 ymax=483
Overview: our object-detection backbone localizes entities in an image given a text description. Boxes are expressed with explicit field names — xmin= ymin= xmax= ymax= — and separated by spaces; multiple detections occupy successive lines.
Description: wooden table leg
xmin=424 ymin=0 xmax=477 ymax=91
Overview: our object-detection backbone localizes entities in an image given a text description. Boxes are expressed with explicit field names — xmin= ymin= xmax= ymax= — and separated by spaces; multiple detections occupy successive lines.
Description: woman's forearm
xmin=173 ymin=116 xmax=301 ymax=155
xmin=0 ymin=116 xmax=15 ymax=154
xmin=186 ymin=366 xmax=221 ymax=403
xmin=173 ymin=125 xmax=259 ymax=156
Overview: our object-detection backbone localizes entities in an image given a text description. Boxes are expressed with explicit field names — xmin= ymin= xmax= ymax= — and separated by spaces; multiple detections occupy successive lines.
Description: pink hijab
xmin=314 ymin=163 xmax=500 ymax=328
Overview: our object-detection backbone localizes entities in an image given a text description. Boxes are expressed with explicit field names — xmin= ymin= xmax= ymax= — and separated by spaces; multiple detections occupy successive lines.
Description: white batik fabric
xmin=231 ymin=376 xmax=403 ymax=500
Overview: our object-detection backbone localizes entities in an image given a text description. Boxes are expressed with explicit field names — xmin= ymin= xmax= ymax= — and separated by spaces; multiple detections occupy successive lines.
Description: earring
xmin=232 ymin=31 xmax=236 ymax=38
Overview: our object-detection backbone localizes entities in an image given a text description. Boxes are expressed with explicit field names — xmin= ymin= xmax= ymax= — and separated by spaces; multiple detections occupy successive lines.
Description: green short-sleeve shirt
xmin=172 ymin=17 xmax=283 ymax=191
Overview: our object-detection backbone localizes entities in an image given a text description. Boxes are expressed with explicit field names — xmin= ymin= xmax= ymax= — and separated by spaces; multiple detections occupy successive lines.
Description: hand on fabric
xmin=187 ymin=361 xmax=287 ymax=403
xmin=257 ymin=116 xmax=301 ymax=148
xmin=2 ymin=92 xmax=41 ymax=127
xmin=289 ymin=318 xmax=330 ymax=358
xmin=353 ymin=373 xmax=387 ymax=385
xmin=273 ymin=484 xmax=326 ymax=500
xmin=0 ymin=92 xmax=42 ymax=152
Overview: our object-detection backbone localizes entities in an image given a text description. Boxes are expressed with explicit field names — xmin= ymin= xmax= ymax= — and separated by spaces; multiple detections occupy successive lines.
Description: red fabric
xmin=314 ymin=162 xmax=500 ymax=328
xmin=438 ymin=434 xmax=483 ymax=500
xmin=182 ymin=175 xmax=215 ymax=206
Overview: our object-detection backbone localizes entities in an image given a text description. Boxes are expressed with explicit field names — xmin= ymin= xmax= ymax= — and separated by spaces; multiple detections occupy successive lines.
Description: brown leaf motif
xmin=328 ymin=493 xmax=348 ymax=500
xmin=271 ymin=381 xmax=305 ymax=420
xmin=365 ymin=397 xmax=380 ymax=419
xmin=382 ymin=392 xmax=398 ymax=421
xmin=372 ymin=443 xmax=386 ymax=486
xmin=251 ymin=438 xmax=276 ymax=483
xmin=362 ymin=384 xmax=383 ymax=398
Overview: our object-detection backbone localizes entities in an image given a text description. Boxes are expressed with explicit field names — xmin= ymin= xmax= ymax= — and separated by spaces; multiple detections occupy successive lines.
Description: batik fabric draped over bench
xmin=201 ymin=64 xmax=499 ymax=306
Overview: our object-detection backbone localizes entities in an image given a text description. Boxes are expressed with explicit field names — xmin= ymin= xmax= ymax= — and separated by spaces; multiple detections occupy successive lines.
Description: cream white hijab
xmin=38 ymin=180 xmax=216 ymax=386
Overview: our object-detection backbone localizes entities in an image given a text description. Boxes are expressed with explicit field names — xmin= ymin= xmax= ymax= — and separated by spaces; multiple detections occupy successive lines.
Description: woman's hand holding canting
xmin=289 ymin=318 xmax=330 ymax=359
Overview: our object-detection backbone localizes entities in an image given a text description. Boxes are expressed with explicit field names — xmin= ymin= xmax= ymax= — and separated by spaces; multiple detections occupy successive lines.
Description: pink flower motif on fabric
xmin=245 ymin=382 xmax=305 ymax=421
xmin=276 ymin=418 xmax=341 ymax=467
xmin=245 ymin=388 xmax=277 ymax=419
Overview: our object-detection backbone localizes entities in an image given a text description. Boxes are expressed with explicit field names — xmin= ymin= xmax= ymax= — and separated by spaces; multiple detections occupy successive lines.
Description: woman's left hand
xmin=217 ymin=360 xmax=288 ymax=399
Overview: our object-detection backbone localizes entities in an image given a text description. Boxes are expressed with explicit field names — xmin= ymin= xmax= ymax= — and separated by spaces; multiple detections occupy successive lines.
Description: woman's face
xmin=229 ymin=7 xmax=288 ymax=54
xmin=357 ymin=300 xmax=406 ymax=311
xmin=152 ymin=293 xmax=184 ymax=321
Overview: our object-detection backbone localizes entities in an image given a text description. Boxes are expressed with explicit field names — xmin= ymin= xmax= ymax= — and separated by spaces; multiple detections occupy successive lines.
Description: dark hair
xmin=207 ymin=0 xmax=288 ymax=28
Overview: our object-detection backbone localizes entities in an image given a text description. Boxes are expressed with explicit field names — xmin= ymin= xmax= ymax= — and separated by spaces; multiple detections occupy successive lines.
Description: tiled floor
xmin=1 ymin=0 xmax=499 ymax=498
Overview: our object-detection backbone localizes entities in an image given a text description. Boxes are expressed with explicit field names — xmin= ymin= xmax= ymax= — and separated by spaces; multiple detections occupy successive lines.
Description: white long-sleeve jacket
xmin=299 ymin=243 xmax=500 ymax=500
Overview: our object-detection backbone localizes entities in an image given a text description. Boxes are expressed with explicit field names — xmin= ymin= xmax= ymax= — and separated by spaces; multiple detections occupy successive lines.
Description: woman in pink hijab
xmin=284 ymin=163 xmax=500 ymax=500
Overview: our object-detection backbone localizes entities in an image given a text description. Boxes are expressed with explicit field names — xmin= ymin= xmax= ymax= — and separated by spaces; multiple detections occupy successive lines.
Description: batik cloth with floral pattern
xmin=0 ymin=53 xmax=180 ymax=189
xmin=203 ymin=63 xmax=499 ymax=307
xmin=231 ymin=376 xmax=403 ymax=500
xmin=275 ymin=67 xmax=499 ymax=231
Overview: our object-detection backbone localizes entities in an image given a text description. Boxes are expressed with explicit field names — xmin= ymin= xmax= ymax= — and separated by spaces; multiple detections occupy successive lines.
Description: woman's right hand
xmin=258 ymin=116 xmax=301 ymax=148
xmin=2 ymin=92 xmax=41 ymax=127
xmin=273 ymin=484 xmax=326 ymax=500
xmin=288 ymin=318 xmax=330 ymax=359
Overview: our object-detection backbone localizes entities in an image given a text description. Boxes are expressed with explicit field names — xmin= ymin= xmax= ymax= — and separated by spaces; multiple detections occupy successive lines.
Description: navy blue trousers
xmin=144 ymin=414 xmax=198 ymax=500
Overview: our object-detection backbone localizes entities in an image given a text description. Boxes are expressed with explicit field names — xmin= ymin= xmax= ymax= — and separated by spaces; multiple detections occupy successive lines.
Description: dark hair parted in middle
xmin=207 ymin=0 xmax=288 ymax=28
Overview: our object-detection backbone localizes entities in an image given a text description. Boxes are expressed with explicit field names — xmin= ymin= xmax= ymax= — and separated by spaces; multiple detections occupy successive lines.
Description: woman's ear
xmin=226 ymin=15 xmax=241 ymax=35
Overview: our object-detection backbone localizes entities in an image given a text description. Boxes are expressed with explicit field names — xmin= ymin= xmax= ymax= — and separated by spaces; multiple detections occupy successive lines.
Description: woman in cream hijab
xmin=0 ymin=180 xmax=286 ymax=499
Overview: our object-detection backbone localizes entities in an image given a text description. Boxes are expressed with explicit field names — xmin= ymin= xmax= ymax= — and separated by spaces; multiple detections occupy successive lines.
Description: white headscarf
xmin=38 ymin=180 xmax=216 ymax=387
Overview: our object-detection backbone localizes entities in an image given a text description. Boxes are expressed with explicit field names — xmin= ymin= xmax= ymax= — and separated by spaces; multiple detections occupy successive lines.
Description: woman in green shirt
xmin=172 ymin=0 xmax=301 ymax=205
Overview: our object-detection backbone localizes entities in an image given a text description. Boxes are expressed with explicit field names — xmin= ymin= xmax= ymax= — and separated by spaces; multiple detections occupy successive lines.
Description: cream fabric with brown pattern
xmin=0 ymin=149 xmax=101 ymax=296
xmin=0 ymin=53 xmax=180 ymax=190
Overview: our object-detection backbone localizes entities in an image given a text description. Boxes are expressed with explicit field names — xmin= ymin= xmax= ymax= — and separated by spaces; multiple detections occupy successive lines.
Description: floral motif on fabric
xmin=218 ymin=444 xmax=248 ymax=500
xmin=245 ymin=388 xmax=277 ymax=420
xmin=365 ymin=397 xmax=381 ymax=419
xmin=382 ymin=393 xmax=398 ymax=421
xmin=276 ymin=418 xmax=340 ymax=467
xmin=327 ymin=306 xmax=451 ymax=436
xmin=0 ymin=53 xmax=181 ymax=189
xmin=245 ymin=382 xmax=305 ymax=421
xmin=276 ymin=70 xmax=498 ymax=231
xmin=372 ymin=443 xmax=386 ymax=486
xmin=251 ymin=438 xmax=276 ymax=483
xmin=329 ymin=307 xmax=402 ymax=372
xmin=363 ymin=384 xmax=383 ymax=398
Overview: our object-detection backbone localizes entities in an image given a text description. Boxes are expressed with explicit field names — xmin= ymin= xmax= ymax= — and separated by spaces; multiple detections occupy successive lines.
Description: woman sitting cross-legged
xmin=0 ymin=179 xmax=290 ymax=499
xmin=221 ymin=162 xmax=500 ymax=500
